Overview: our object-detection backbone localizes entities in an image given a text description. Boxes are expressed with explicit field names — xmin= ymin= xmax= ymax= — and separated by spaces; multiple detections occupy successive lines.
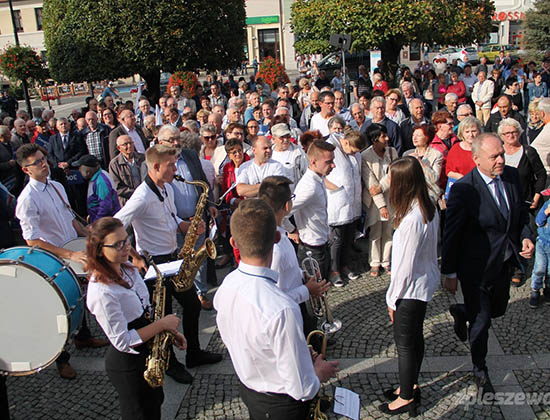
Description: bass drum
xmin=0 ymin=246 xmax=84 ymax=376
xmin=62 ymin=237 xmax=88 ymax=277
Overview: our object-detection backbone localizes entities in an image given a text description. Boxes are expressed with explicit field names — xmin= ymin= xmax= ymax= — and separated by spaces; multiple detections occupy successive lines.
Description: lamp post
xmin=8 ymin=0 xmax=33 ymax=118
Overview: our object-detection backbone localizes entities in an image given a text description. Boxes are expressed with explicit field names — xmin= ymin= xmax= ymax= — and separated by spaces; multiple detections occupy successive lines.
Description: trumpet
xmin=306 ymin=330 xmax=330 ymax=420
xmin=301 ymin=251 xmax=342 ymax=334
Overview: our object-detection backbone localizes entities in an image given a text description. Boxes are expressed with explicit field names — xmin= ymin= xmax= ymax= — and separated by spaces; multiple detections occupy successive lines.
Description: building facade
xmin=0 ymin=0 xmax=45 ymax=55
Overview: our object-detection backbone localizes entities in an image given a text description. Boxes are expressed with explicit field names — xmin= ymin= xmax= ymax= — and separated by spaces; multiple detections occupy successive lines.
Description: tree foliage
xmin=291 ymin=0 xmax=494 ymax=65
xmin=525 ymin=0 xmax=550 ymax=52
xmin=0 ymin=45 xmax=47 ymax=85
xmin=43 ymin=0 xmax=246 ymax=101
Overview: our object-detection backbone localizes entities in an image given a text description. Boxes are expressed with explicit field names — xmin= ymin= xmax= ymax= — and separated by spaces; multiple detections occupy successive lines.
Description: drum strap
xmin=48 ymin=181 xmax=88 ymax=226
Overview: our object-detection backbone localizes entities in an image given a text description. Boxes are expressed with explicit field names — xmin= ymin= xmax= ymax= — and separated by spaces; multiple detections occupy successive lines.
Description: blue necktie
xmin=493 ymin=178 xmax=508 ymax=220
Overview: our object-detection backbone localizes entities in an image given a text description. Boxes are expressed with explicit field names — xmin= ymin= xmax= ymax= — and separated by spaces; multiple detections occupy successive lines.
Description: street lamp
xmin=7 ymin=0 xmax=33 ymax=118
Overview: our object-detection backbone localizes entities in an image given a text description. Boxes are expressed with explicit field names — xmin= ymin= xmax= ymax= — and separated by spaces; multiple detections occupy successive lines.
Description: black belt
xmin=127 ymin=312 xmax=152 ymax=354
xmin=300 ymin=241 xmax=328 ymax=249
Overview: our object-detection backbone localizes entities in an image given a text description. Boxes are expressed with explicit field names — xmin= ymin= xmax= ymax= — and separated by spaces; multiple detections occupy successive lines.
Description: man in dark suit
xmin=108 ymin=109 xmax=149 ymax=160
xmin=442 ymin=133 xmax=534 ymax=395
xmin=47 ymin=118 xmax=87 ymax=169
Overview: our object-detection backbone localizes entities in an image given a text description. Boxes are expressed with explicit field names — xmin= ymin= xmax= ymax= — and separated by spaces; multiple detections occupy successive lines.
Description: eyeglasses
xmin=24 ymin=156 xmax=47 ymax=167
xmin=163 ymin=137 xmax=181 ymax=143
xmin=202 ymin=135 xmax=216 ymax=140
xmin=501 ymin=131 xmax=519 ymax=136
xmin=288 ymin=194 xmax=296 ymax=202
xmin=102 ymin=236 xmax=131 ymax=251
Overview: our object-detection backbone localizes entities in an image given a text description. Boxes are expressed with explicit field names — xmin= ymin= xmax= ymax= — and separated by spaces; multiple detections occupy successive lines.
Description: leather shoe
xmin=186 ymin=350 xmax=222 ymax=368
xmin=473 ymin=375 xmax=495 ymax=396
xmin=74 ymin=337 xmax=109 ymax=350
xmin=449 ymin=304 xmax=467 ymax=342
xmin=199 ymin=295 xmax=213 ymax=311
xmin=166 ymin=362 xmax=193 ymax=384
xmin=383 ymin=386 xmax=421 ymax=402
xmin=57 ymin=362 xmax=76 ymax=379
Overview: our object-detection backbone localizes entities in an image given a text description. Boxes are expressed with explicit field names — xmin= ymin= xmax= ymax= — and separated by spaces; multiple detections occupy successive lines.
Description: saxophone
xmin=172 ymin=175 xmax=217 ymax=292
xmin=143 ymin=253 xmax=174 ymax=388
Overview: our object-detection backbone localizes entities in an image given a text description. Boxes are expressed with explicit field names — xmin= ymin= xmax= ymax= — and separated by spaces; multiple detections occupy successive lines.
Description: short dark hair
xmin=319 ymin=91 xmax=335 ymax=103
xmin=16 ymin=143 xmax=43 ymax=166
xmin=224 ymin=138 xmax=243 ymax=154
xmin=307 ymin=139 xmax=335 ymax=159
xmin=230 ymin=199 xmax=277 ymax=258
xmin=225 ymin=122 xmax=244 ymax=135
xmin=364 ymin=122 xmax=388 ymax=145
xmin=258 ymin=176 xmax=292 ymax=213
xmin=505 ymin=77 xmax=518 ymax=88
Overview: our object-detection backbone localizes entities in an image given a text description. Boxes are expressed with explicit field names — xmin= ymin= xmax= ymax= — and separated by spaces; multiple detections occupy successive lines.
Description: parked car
xmin=317 ymin=50 xmax=370 ymax=80
xmin=432 ymin=46 xmax=479 ymax=65
xmin=478 ymin=44 xmax=524 ymax=64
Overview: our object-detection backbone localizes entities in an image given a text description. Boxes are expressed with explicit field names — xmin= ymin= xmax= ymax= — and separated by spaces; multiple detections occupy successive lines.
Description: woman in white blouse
xmin=86 ymin=217 xmax=186 ymax=420
xmin=380 ymin=156 xmax=439 ymax=416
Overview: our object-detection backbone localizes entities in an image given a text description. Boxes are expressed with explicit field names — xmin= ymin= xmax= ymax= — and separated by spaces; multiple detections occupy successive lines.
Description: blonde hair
xmin=145 ymin=144 xmax=177 ymax=170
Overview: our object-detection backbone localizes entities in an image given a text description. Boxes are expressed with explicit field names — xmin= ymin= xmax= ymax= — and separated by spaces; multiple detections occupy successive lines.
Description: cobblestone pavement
xmin=6 ymin=251 xmax=550 ymax=420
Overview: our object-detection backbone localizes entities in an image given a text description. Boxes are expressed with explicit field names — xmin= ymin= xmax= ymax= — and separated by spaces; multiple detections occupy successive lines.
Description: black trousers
xmin=457 ymin=260 xmax=513 ymax=379
xmin=393 ymin=299 xmax=427 ymax=400
xmin=150 ymin=254 xmax=201 ymax=355
xmin=239 ymin=382 xmax=310 ymax=420
xmin=297 ymin=243 xmax=330 ymax=281
xmin=329 ymin=222 xmax=356 ymax=273
xmin=105 ymin=346 xmax=163 ymax=420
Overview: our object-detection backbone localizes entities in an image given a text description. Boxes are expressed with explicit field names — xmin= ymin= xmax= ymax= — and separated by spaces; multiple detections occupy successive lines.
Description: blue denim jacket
xmin=536 ymin=200 xmax=550 ymax=246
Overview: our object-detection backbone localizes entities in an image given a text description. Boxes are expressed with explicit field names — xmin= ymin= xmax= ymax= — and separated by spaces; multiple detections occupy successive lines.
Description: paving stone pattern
xmin=6 ymin=260 xmax=550 ymax=419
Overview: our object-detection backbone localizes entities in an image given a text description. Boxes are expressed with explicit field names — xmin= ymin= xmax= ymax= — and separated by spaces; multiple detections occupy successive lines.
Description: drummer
xmin=14 ymin=144 xmax=111 ymax=379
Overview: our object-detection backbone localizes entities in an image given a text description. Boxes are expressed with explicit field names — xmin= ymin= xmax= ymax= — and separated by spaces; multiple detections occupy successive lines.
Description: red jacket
xmin=222 ymin=154 xmax=250 ymax=205
xmin=446 ymin=81 xmax=467 ymax=103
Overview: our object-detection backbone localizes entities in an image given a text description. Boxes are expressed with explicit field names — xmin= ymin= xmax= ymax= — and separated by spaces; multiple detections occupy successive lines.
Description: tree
xmin=525 ymin=0 xmax=550 ymax=54
xmin=43 ymin=0 xmax=246 ymax=103
xmin=0 ymin=45 xmax=47 ymax=85
xmin=256 ymin=57 xmax=290 ymax=89
xmin=291 ymin=0 xmax=494 ymax=75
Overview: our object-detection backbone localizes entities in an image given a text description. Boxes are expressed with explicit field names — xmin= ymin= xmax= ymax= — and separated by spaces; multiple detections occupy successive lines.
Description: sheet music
xmin=333 ymin=387 xmax=360 ymax=420
xmin=218 ymin=183 xmax=237 ymax=202
xmin=143 ymin=259 xmax=184 ymax=281
xmin=209 ymin=218 xmax=218 ymax=241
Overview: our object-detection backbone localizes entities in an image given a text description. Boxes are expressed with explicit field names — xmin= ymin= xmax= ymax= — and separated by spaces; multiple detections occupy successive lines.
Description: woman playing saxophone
xmin=86 ymin=217 xmax=186 ymax=420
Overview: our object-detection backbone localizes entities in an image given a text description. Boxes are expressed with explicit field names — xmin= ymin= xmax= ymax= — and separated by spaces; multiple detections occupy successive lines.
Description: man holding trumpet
xmin=214 ymin=199 xmax=338 ymax=420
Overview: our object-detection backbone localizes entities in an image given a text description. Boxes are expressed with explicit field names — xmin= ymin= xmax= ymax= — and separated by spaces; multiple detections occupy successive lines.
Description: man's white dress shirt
xmin=214 ymin=262 xmax=319 ymax=401
xmin=271 ymin=226 xmax=309 ymax=304
xmin=15 ymin=178 xmax=77 ymax=247
xmin=114 ymin=181 xmax=182 ymax=256
xmin=291 ymin=168 xmax=329 ymax=246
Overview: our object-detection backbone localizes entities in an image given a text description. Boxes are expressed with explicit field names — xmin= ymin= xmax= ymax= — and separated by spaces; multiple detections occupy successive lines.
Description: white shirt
xmin=214 ymin=262 xmax=320 ymax=401
xmin=477 ymin=168 xmax=510 ymax=211
xmin=271 ymin=226 xmax=309 ymax=304
xmin=87 ymin=266 xmax=150 ymax=354
xmin=291 ymin=168 xmax=329 ymax=246
xmin=236 ymin=158 xmax=284 ymax=186
xmin=15 ymin=178 xmax=77 ymax=247
xmin=122 ymin=123 xmax=146 ymax=154
xmin=386 ymin=202 xmax=440 ymax=310
xmin=505 ymin=146 xmax=523 ymax=168
xmin=271 ymin=143 xmax=308 ymax=189
xmin=114 ymin=181 xmax=182 ymax=256
xmin=309 ymin=113 xmax=331 ymax=137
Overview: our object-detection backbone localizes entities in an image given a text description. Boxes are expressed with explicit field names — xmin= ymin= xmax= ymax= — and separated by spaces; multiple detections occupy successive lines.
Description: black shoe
xmin=529 ymin=290 xmax=540 ymax=309
xmin=186 ymin=350 xmax=222 ymax=368
xmin=378 ymin=399 xmax=419 ymax=417
xmin=383 ymin=387 xmax=421 ymax=402
xmin=166 ymin=362 xmax=193 ymax=384
xmin=449 ymin=304 xmax=467 ymax=342
xmin=473 ymin=375 xmax=494 ymax=396
xmin=543 ymin=288 xmax=550 ymax=305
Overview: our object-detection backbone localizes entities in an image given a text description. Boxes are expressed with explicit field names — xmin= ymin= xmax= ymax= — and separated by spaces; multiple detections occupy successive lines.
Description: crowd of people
xmin=0 ymin=51 xmax=549 ymax=419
